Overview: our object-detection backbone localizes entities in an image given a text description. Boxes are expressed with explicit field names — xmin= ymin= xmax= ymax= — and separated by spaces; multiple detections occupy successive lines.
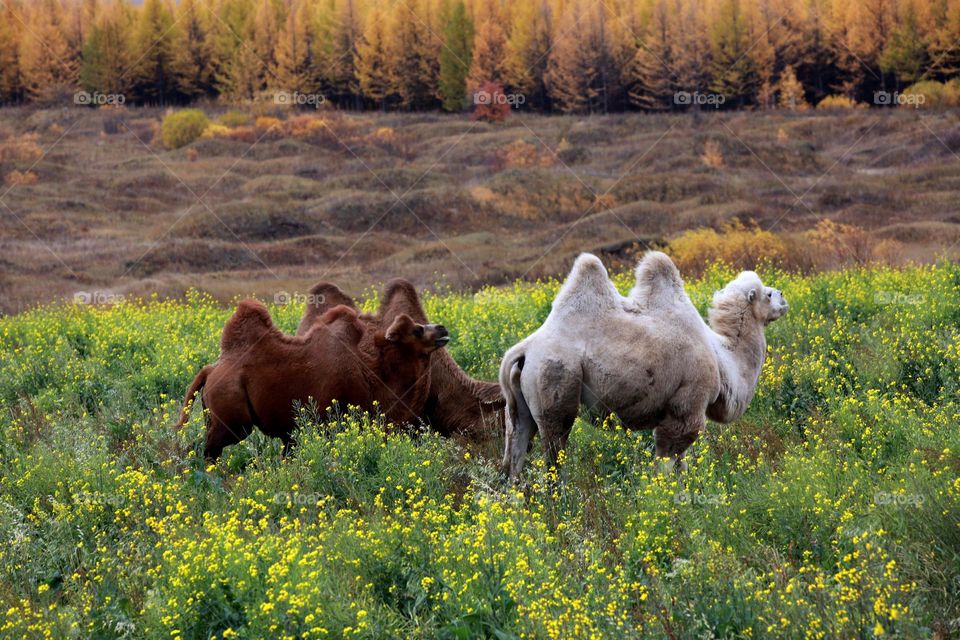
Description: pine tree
xmin=503 ymin=0 xmax=552 ymax=109
xmin=628 ymin=0 xmax=676 ymax=110
xmin=313 ymin=0 xmax=362 ymax=104
xmin=210 ymin=0 xmax=255 ymax=98
xmin=709 ymin=0 xmax=762 ymax=107
xmin=172 ymin=0 xmax=216 ymax=100
xmin=385 ymin=0 xmax=440 ymax=109
xmin=18 ymin=0 xmax=79 ymax=102
xmin=272 ymin=0 xmax=315 ymax=96
xmin=880 ymin=0 xmax=929 ymax=84
xmin=80 ymin=2 xmax=134 ymax=97
xmin=926 ymin=0 xmax=960 ymax=79
xmin=777 ymin=64 xmax=809 ymax=108
xmin=355 ymin=4 xmax=390 ymax=107
xmin=544 ymin=0 xmax=595 ymax=112
xmin=467 ymin=0 xmax=507 ymax=91
xmin=128 ymin=0 xmax=180 ymax=104
xmin=0 ymin=4 xmax=22 ymax=104
xmin=439 ymin=0 xmax=473 ymax=111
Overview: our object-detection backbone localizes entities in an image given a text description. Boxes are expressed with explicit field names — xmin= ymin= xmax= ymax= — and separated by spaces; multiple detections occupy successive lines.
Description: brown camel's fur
xmin=296 ymin=279 xmax=505 ymax=445
xmin=176 ymin=301 xmax=448 ymax=460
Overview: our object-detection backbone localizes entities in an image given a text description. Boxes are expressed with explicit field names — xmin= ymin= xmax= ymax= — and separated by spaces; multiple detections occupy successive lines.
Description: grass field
xmin=1 ymin=262 xmax=958 ymax=638
xmin=3 ymin=107 xmax=960 ymax=314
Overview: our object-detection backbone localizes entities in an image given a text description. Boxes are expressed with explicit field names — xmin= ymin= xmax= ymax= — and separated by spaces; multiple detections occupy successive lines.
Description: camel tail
xmin=499 ymin=347 xmax=536 ymax=475
xmin=174 ymin=364 xmax=214 ymax=431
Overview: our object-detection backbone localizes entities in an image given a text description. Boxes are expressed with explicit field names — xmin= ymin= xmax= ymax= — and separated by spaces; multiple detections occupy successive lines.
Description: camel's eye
xmin=413 ymin=326 xmax=424 ymax=338
xmin=767 ymin=291 xmax=772 ymax=299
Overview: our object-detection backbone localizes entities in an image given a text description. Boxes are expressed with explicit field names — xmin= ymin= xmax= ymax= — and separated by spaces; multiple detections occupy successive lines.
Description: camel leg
xmin=524 ymin=358 xmax=581 ymax=472
xmin=202 ymin=379 xmax=255 ymax=462
xmin=653 ymin=410 xmax=704 ymax=473
xmin=204 ymin=414 xmax=253 ymax=462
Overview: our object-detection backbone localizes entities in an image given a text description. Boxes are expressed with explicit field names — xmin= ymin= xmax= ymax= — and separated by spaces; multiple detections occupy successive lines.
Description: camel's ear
xmin=747 ymin=289 xmax=756 ymax=303
xmin=385 ymin=314 xmax=412 ymax=342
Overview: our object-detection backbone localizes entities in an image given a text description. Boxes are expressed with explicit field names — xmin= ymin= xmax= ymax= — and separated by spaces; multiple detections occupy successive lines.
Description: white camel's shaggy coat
xmin=500 ymin=251 xmax=788 ymax=478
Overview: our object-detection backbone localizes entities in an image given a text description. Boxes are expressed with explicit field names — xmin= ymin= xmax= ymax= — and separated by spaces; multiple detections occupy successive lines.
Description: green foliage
xmin=1 ymin=265 xmax=959 ymax=637
xmin=439 ymin=0 xmax=473 ymax=112
xmin=161 ymin=109 xmax=210 ymax=149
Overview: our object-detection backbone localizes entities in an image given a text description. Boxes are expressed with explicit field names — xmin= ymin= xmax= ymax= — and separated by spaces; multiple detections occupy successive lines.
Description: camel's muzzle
xmin=430 ymin=325 xmax=450 ymax=347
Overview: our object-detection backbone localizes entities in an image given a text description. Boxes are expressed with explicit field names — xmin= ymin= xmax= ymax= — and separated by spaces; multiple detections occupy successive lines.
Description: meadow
xmin=1 ymin=262 xmax=958 ymax=639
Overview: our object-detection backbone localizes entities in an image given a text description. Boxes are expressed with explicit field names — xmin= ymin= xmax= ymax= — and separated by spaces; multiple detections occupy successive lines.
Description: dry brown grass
xmin=0 ymin=106 xmax=956 ymax=313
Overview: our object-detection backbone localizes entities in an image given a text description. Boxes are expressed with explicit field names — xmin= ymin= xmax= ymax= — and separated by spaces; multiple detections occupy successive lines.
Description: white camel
xmin=499 ymin=251 xmax=788 ymax=478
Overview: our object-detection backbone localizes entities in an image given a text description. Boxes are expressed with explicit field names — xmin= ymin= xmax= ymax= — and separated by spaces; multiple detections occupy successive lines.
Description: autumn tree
xmin=0 ymin=4 xmax=22 ymax=104
xmin=355 ymin=4 xmax=391 ymax=107
xmin=628 ymin=0 xmax=677 ymax=110
xmin=80 ymin=2 xmax=134 ymax=97
xmin=172 ymin=0 xmax=216 ymax=100
xmin=128 ymin=0 xmax=180 ymax=104
xmin=210 ymin=0 xmax=255 ymax=99
xmin=386 ymin=0 xmax=441 ymax=109
xmin=546 ymin=0 xmax=628 ymax=112
xmin=272 ymin=0 xmax=315 ymax=97
xmin=777 ymin=64 xmax=809 ymax=108
xmin=18 ymin=0 xmax=79 ymax=102
xmin=439 ymin=0 xmax=473 ymax=111
xmin=467 ymin=0 xmax=507 ymax=92
xmin=709 ymin=0 xmax=762 ymax=107
xmin=503 ymin=0 xmax=552 ymax=109
xmin=880 ymin=0 xmax=929 ymax=84
xmin=313 ymin=0 xmax=362 ymax=105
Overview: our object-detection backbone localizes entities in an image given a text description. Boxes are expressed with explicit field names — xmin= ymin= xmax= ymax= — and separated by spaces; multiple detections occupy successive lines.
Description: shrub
xmin=471 ymin=81 xmax=511 ymax=123
xmin=701 ymin=139 xmax=725 ymax=169
xmin=254 ymin=116 xmax=283 ymax=131
xmin=667 ymin=219 xmax=789 ymax=275
xmin=161 ymin=109 xmax=210 ymax=150
xmin=4 ymin=170 xmax=38 ymax=186
xmin=200 ymin=123 xmax=232 ymax=139
xmin=219 ymin=110 xmax=252 ymax=128
xmin=902 ymin=80 xmax=960 ymax=108
xmin=0 ymin=134 xmax=43 ymax=164
xmin=817 ymin=95 xmax=862 ymax=110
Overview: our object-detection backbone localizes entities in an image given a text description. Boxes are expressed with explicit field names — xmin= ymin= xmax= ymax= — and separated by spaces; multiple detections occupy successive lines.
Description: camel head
xmin=383 ymin=313 xmax=450 ymax=356
xmin=710 ymin=272 xmax=789 ymax=335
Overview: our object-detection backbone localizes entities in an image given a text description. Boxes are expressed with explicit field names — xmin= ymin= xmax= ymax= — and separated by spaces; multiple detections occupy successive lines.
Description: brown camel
xmin=296 ymin=279 xmax=505 ymax=446
xmin=176 ymin=300 xmax=449 ymax=460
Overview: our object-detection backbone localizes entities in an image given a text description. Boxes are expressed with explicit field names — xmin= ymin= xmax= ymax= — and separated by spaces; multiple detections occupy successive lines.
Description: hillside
xmin=1 ymin=107 xmax=960 ymax=313
xmin=0 ymin=264 xmax=957 ymax=637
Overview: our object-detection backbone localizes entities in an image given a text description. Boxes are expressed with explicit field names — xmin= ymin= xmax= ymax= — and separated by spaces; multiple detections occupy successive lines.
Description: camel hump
xmin=630 ymin=251 xmax=687 ymax=307
xmin=317 ymin=304 xmax=365 ymax=344
xmin=552 ymin=253 xmax=619 ymax=314
xmin=297 ymin=282 xmax=357 ymax=336
xmin=221 ymin=299 xmax=277 ymax=353
xmin=379 ymin=278 xmax=428 ymax=323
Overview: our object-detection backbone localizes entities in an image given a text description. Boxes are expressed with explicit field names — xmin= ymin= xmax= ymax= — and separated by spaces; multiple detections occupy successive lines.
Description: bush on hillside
xmin=902 ymin=80 xmax=960 ymax=108
xmin=816 ymin=95 xmax=862 ymax=110
xmin=161 ymin=109 xmax=210 ymax=150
